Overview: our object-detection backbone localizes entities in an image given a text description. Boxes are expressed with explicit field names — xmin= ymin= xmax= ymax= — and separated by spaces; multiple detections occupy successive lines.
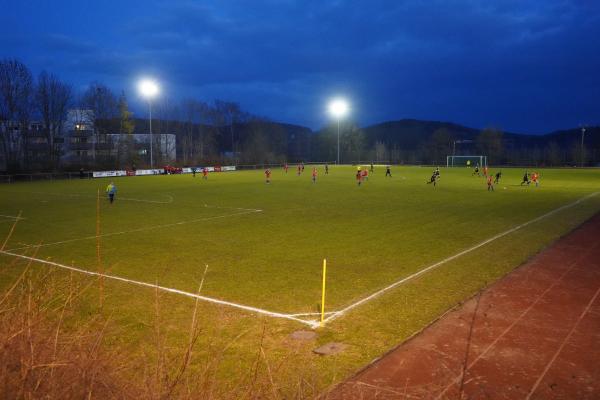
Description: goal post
xmin=446 ymin=155 xmax=487 ymax=168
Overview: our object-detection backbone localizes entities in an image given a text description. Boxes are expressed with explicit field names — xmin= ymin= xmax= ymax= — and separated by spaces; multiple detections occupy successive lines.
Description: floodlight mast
xmin=138 ymin=79 xmax=159 ymax=168
xmin=328 ymin=99 xmax=349 ymax=165
xmin=581 ymin=126 xmax=586 ymax=167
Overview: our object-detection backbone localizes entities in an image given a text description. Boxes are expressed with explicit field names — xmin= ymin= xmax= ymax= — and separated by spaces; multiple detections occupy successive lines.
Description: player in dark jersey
xmin=494 ymin=170 xmax=502 ymax=184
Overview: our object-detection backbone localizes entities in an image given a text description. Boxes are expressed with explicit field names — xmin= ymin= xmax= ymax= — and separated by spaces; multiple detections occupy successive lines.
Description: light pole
xmin=138 ymin=79 xmax=159 ymax=168
xmin=328 ymin=98 xmax=349 ymax=165
xmin=580 ymin=126 xmax=586 ymax=167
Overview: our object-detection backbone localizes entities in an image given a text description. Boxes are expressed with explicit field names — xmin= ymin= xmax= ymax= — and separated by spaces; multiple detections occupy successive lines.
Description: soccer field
xmin=1 ymin=166 xmax=599 ymax=328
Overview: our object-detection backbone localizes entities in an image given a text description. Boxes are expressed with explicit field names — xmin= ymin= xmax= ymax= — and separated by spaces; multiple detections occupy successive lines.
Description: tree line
xmin=0 ymin=59 xmax=304 ymax=172
xmin=1 ymin=58 xmax=597 ymax=172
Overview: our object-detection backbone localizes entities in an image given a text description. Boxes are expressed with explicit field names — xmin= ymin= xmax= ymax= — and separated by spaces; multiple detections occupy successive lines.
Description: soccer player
xmin=473 ymin=163 xmax=480 ymax=176
xmin=325 ymin=163 xmax=329 ymax=174
xmin=483 ymin=165 xmax=488 ymax=177
xmin=426 ymin=168 xmax=439 ymax=186
xmin=284 ymin=163 xmax=288 ymax=173
xmin=362 ymin=169 xmax=368 ymax=181
xmin=521 ymin=171 xmax=530 ymax=186
xmin=385 ymin=165 xmax=392 ymax=177
xmin=494 ymin=170 xmax=502 ymax=184
xmin=297 ymin=164 xmax=301 ymax=176
xmin=531 ymin=172 xmax=539 ymax=187
xmin=265 ymin=168 xmax=272 ymax=184
xmin=370 ymin=162 xmax=374 ymax=173
xmin=301 ymin=162 xmax=305 ymax=172
xmin=202 ymin=167 xmax=208 ymax=179
xmin=466 ymin=160 xmax=471 ymax=168
xmin=106 ymin=182 xmax=117 ymax=204
xmin=192 ymin=167 xmax=196 ymax=178
xmin=487 ymin=174 xmax=494 ymax=191
xmin=356 ymin=169 xmax=363 ymax=186
xmin=312 ymin=167 xmax=317 ymax=183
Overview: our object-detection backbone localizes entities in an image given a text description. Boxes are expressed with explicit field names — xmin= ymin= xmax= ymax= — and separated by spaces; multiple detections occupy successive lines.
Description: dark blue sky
xmin=2 ymin=1 xmax=599 ymax=133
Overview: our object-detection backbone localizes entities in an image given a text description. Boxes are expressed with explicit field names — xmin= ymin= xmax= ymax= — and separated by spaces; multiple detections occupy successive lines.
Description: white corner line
xmin=0 ymin=249 xmax=319 ymax=328
xmin=321 ymin=191 xmax=599 ymax=326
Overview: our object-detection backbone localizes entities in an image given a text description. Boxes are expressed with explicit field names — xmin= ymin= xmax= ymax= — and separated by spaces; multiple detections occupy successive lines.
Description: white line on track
xmin=321 ymin=191 xmax=599 ymax=325
xmin=7 ymin=209 xmax=263 ymax=252
xmin=0 ymin=249 xmax=320 ymax=328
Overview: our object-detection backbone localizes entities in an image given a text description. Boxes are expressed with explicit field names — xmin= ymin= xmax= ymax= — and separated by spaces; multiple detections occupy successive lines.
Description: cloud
xmin=1 ymin=0 xmax=598 ymax=132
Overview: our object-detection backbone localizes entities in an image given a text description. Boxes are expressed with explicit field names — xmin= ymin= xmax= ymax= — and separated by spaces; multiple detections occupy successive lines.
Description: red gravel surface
xmin=330 ymin=214 xmax=600 ymax=399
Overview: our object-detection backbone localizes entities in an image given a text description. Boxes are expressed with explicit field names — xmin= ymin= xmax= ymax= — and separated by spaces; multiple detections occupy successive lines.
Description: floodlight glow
xmin=328 ymin=98 xmax=349 ymax=118
xmin=138 ymin=79 xmax=159 ymax=98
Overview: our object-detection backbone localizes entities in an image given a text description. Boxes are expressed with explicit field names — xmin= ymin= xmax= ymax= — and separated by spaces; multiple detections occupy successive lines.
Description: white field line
xmin=321 ymin=191 xmax=599 ymax=326
xmin=0 ymin=249 xmax=319 ymax=328
xmin=0 ymin=214 xmax=26 ymax=220
xmin=288 ymin=311 xmax=338 ymax=317
xmin=0 ymin=189 xmax=174 ymax=204
xmin=7 ymin=209 xmax=262 ymax=252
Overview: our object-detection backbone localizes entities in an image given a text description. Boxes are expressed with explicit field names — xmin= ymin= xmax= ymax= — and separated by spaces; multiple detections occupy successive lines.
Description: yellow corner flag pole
xmin=320 ymin=258 xmax=327 ymax=325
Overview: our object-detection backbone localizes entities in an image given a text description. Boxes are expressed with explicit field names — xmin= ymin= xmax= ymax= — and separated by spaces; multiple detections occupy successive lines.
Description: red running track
xmin=329 ymin=213 xmax=600 ymax=399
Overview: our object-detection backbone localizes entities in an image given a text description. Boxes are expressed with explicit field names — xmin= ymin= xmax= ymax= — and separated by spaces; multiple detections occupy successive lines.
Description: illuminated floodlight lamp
xmin=138 ymin=78 xmax=160 ymax=168
xmin=328 ymin=98 xmax=349 ymax=118
xmin=328 ymin=98 xmax=349 ymax=164
xmin=138 ymin=79 xmax=159 ymax=99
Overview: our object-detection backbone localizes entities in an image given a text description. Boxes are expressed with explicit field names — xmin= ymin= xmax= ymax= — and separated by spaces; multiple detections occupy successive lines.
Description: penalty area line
xmin=322 ymin=191 xmax=599 ymax=326
xmin=0 ymin=214 xmax=26 ymax=221
xmin=0 ymin=249 xmax=319 ymax=328
xmin=7 ymin=209 xmax=263 ymax=252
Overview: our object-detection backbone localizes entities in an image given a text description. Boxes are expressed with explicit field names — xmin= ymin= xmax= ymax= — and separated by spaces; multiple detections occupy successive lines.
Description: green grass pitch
xmin=1 ymin=165 xmax=599 ymax=323
xmin=1 ymin=165 xmax=600 ymax=393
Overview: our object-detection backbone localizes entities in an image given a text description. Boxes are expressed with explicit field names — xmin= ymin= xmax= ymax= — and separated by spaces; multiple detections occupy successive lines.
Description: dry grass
xmin=0 ymin=258 xmax=322 ymax=399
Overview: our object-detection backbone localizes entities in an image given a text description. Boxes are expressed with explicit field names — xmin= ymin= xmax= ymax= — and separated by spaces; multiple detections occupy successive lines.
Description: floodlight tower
xmin=580 ymin=126 xmax=586 ymax=167
xmin=328 ymin=98 xmax=349 ymax=165
xmin=138 ymin=79 xmax=159 ymax=168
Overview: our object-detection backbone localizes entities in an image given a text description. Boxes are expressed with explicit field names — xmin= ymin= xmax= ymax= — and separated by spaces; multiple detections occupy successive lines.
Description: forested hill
xmin=356 ymin=119 xmax=598 ymax=165
xmin=361 ymin=119 xmax=536 ymax=148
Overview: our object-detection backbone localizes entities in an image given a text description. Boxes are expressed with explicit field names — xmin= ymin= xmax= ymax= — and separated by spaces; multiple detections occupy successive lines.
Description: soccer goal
xmin=446 ymin=155 xmax=487 ymax=168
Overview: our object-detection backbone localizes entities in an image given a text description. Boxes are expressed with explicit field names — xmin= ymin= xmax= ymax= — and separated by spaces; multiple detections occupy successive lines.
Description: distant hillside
xmin=361 ymin=119 xmax=539 ymax=149
xmin=357 ymin=119 xmax=599 ymax=165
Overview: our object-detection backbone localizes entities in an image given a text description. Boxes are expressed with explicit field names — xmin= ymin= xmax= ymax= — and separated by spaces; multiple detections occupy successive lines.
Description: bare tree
xmin=0 ymin=59 xmax=33 ymax=171
xmin=36 ymin=71 xmax=72 ymax=169
xmin=374 ymin=141 xmax=388 ymax=162
xmin=214 ymin=100 xmax=248 ymax=161
xmin=81 ymin=82 xmax=118 ymax=132
xmin=476 ymin=127 xmax=504 ymax=164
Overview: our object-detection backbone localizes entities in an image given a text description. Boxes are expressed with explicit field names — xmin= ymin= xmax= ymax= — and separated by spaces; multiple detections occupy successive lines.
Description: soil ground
xmin=329 ymin=213 xmax=600 ymax=399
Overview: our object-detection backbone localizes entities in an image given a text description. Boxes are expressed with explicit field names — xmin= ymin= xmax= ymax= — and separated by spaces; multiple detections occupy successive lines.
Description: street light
xmin=328 ymin=98 xmax=349 ymax=165
xmin=138 ymin=79 xmax=159 ymax=168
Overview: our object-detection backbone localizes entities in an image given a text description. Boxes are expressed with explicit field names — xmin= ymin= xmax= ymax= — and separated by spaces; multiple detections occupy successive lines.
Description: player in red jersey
xmin=311 ymin=167 xmax=317 ymax=183
xmin=356 ymin=169 xmax=363 ymax=186
xmin=487 ymin=174 xmax=494 ymax=191
xmin=265 ymin=168 xmax=272 ymax=184
xmin=284 ymin=163 xmax=288 ymax=173
xmin=202 ymin=167 xmax=208 ymax=179
xmin=531 ymin=172 xmax=539 ymax=187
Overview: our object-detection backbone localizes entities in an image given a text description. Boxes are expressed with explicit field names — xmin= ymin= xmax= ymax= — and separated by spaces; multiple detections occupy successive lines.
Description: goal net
xmin=446 ymin=155 xmax=487 ymax=168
